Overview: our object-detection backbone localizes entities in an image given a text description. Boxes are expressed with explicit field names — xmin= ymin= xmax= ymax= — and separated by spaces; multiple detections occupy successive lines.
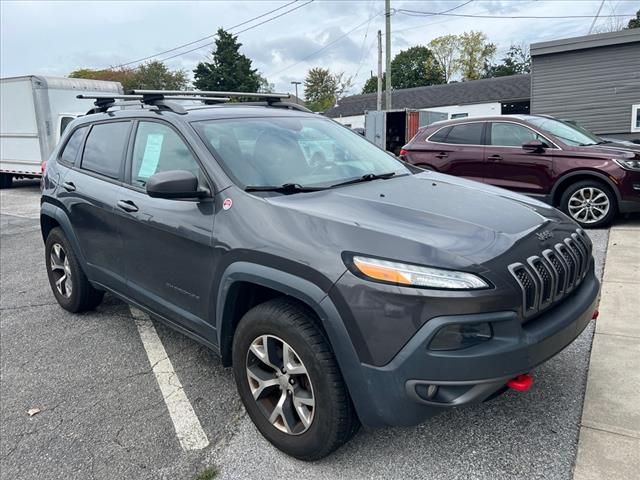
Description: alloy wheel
xmin=567 ymin=187 xmax=610 ymax=224
xmin=50 ymin=243 xmax=73 ymax=298
xmin=245 ymin=335 xmax=315 ymax=435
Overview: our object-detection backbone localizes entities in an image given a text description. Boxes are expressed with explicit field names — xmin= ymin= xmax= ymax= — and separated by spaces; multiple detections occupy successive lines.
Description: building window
xmin=450 ymin=113 xmax=468 ymax=119
xmin=501 ymin=101 xmax=530 ymax=115
xmin=632 ymin=104 xmax=640 ymax=133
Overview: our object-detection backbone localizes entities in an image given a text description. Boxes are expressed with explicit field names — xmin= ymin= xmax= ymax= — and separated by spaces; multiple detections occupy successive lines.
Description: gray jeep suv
xmin=40 ymin=91 xmax=600 ymax=460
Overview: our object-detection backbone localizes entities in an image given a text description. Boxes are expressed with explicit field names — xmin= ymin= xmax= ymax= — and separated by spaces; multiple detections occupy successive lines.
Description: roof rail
xmin=76 ymin=93 xmax=230 ymax=115
xmin=131 ymin=89 xmax=290 ymax=104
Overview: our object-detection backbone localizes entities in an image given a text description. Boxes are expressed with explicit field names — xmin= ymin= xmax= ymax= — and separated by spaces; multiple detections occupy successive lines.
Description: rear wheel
xmin=232 ymin=298 xmax=359 ymax=460
xmin=560 ymin=180 xmax=617 ymax=228
xmin=0 ymin=173 xmax=13 ymax=189
xmin=45 ymin=227 xmax=104 ymax=312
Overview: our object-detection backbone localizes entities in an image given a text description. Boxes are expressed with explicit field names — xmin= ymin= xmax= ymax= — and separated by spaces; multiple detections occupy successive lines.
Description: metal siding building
xmin=531 ymin=29 xmax=640 ymax=140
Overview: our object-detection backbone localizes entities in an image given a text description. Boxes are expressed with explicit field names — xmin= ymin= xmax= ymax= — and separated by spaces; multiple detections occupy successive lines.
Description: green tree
xmin=428 ymin=34 xmax=461 ymax=83
xmin=304 ymin=67 xmax=351 ymax=112
xmin=361 ymin=73 xmax=385 ymax=94
xmin=134 ymin=61 xmax=188 ymax=90
xmin=627 ymin=9 xmax=640 ymax=28
xmin=193 ymin=28 xmax=260 ymax=92
xmin=456 ymin=31 xmax=496 ymax=81
xmin=257 ymin=74 xmax=275 ymax=93
xmin=390 ymin=46 xmax=444 ymax=89
xmin=485 ymin=44 xmax=530 ymax=78
xmin=69 ymin=67 xmax=138 ymax=92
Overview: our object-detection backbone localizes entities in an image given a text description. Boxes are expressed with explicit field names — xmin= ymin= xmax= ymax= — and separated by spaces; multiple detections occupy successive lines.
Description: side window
xmin=59 ymin=116 xmax=75 ymax=137
xmin=428 ymin=126 xmax=451 ymax=143
xmin=59 ymin=126 xmax=87 ymax=165
xmin=131 ymin=122 xmax=202 ymax=187
xmin=81 ymin=122 xmax=130 ymax=179
xmin=445 ymin=123 xmax=484 ymax=145
xmin=490 ymin=122 xmax=541 ymax=147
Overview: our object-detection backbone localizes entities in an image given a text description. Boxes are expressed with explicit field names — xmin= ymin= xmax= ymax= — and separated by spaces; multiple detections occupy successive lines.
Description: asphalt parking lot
xmin=0 ymin=179 xmax=627 ymax=480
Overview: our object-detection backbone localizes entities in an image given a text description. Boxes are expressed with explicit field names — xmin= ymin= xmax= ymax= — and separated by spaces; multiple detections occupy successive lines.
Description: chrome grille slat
xmin=510 ymin=229 xmax=591 ymax=319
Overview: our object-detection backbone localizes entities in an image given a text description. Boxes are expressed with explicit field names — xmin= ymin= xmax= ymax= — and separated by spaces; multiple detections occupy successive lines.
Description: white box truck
xmin=0 ymin=75 xmax=123 ymax=188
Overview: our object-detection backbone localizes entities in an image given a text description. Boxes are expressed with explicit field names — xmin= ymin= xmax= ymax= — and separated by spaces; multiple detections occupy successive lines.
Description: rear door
xmin=412 ymin=122 xmax=486 ymax=181
xmin=61 ymin=120 xmax=131 ymax=291
xmin=365 ymin=110 xmax=386 ymax=150
xmin=484 ymin=121 xmax=554 ymax=195
xmin=117 ymin=119 xmax=217 ymax=339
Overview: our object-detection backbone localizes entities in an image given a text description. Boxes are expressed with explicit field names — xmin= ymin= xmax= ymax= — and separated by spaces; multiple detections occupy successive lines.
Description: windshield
xmin=192 ymin=116 xmax=409 ymax=189
xmin=527 ymin=117 xmax=600 ymax=146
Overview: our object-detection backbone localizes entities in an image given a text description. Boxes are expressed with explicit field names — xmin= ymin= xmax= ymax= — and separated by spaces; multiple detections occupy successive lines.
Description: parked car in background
xmin=400 ymin=115 xmax=640 ymax=228
xmin=0 ymin=75 xmax=123 ymax=188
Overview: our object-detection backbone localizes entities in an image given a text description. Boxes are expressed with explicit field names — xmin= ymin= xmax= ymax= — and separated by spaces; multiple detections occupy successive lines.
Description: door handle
xmin=117 ymin=200 xmax=139 ymax=213
xmin=435 ymin=152 xmax=448 ymax=159
xmin=488 ymin=154 xmax=503 ymax=161
xmin=62 ymin=181 xmax=76 ymax=192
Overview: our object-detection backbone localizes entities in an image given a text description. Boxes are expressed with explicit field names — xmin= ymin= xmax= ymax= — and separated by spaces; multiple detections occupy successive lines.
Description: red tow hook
xmin=592 ymin=310 xmax=599 ymax=320
xmin=507 ymin=374 xmax=533 ymax=392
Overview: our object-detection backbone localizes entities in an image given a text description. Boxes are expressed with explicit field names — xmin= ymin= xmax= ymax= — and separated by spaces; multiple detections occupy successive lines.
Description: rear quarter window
xmin=428 ymin=126 xmax=451 ymax=143
xmin=81 ymin=122 xmax=131 ymax=179
xmin=59 ymin=126 xmax=88 ymax=165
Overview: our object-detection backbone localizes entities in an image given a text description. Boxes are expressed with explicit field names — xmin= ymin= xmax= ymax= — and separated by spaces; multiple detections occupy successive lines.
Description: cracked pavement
xmin=0 ymin=180 xmax=626 ymax=479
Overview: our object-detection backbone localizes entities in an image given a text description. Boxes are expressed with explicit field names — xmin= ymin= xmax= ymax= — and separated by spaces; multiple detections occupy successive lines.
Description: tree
xmin=361 ymin=73 xmax=385 ymax=94
xmin=257 ymin=74 xmax=274 ymax=93
xmin=627 ymin=9 xmax=640 ymax=28
xmin=456 ymin=31 xmax=496 ymax=81
xmin=485 ymin=44 xmax=530 ymax=78
xmin=304 ymin=68 xmax=351 ymax=112
xmin=428 ymin=35 xmax=460 ymax=83
xmin=390 ymin=46 xmax=444 ymax=89
xmin=134 ymin=61 xmax=188 ymax=90
xmin=69 ymin=61 xmax=187 ymax=92
xmin=193 ymin=28 xmax=260 ymax=92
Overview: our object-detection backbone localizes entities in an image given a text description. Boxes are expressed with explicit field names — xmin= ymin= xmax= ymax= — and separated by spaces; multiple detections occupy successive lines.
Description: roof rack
xmin=78 ymin=89 xmax=310 ymax=115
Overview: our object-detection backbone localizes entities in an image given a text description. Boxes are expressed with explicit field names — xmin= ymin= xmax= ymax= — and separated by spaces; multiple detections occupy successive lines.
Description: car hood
xmin=266 ymin=172 xmax=570 ymax=267
xmin=566 ymin=144 xmax=638 ymax=159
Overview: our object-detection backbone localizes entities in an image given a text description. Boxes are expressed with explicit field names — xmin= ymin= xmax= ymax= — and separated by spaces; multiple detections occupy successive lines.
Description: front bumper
xmin=351 ymin=271 xmax=599 ymax=427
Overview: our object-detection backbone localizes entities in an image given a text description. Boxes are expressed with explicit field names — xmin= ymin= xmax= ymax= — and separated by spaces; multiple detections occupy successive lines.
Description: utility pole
xmin=290 ymin=81 xmax=301 ymax=104
xmin=588 ymin=0 xmax=606 ymax=34
xmin=384 ymin=0 xmax=392 ymax=110
xmin=377 ymin=30 xmax=382 ymax=111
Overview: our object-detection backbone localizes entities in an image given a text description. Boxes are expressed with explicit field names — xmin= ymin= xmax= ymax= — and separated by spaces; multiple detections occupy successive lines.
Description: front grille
xmin=509 ymin=229 xmax=592 ymax=319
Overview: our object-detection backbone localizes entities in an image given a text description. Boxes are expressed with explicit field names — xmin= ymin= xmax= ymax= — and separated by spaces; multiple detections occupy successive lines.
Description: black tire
xmin=45 ymin=227 xmax=104 ymax=312
xmin=559 ymin=180 xmax=617 ymax=228
xmin=232 ymin=298 xmax=360 ymax=460
xmin=0 ymin=173 xmax=13 ymax=189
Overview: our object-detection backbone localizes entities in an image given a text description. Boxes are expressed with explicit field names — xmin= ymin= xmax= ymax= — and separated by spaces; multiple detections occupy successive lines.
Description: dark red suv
xmin=400 ymin=115 xmax=640 ymax=228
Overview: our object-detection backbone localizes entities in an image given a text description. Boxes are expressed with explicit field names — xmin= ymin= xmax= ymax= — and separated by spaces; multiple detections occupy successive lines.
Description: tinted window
xmin=59 ymin=116 xmax=75 ymax=136
xmin=81 ymin=122 xmax=130 ymax=178
xmin=59 ymin=126 xmax=87 ymax=165
xmin=429 ymin=126 xmax=451 ymax=143
xmin=490 ymin=122 xmax=542 ymax=147
xmin=131 ymin=122 xmax=202 ymax=187
xmin=445 ymin=123 xmax=484 ymax=145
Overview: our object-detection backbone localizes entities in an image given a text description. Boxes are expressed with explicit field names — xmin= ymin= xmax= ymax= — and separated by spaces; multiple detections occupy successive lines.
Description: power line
xmin=396 ymin=8 xmax=635 ymax=19
xmin=266 ymin=11 xmax=383 ymax=78
xmin=157 ymin=0 xmax=314 ymax=64
xmin=110 ymin=0 xmax=306 ymax=69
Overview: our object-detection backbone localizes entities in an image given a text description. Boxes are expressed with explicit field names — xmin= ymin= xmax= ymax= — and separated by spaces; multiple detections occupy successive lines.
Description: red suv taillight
xmin=399 ymin=149 xmax=408 ymax=158
xmin=40 ymin=160 xmax=47 ymax=175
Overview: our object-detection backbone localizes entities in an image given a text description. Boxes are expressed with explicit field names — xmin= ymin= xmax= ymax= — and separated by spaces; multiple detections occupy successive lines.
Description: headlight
xmin=613 ymin=158 xmax=640 ymax=171
xmin=349 ymin=255 xmax=490 ymax=290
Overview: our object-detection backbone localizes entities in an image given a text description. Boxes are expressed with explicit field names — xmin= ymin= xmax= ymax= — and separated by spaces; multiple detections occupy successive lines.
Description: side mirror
xmin=146 ymin=170 xmax=206 ymax=199
xmin=522 ymin=140 xmax=546 ymax=153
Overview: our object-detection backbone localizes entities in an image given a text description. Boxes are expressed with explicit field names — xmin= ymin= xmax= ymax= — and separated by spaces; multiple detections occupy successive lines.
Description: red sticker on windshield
xmin=222 ymin=198 xmax=233 ymax=210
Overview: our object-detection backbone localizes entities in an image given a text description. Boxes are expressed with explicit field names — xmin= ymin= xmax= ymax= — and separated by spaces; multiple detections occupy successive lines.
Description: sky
xmin=1 ymin=0 xmax=637 ymax=97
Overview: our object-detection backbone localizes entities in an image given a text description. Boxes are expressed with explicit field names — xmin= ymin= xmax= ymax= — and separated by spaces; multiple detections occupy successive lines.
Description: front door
xmin=116 ymin=119 xmax=217 ymax=339
xmin=483 ymin=121 xmax=554 ymax=195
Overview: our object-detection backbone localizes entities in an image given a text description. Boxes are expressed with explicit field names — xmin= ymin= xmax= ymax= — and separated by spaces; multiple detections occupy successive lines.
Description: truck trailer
xmin=0 ymin=75 xmax=123 ymax=188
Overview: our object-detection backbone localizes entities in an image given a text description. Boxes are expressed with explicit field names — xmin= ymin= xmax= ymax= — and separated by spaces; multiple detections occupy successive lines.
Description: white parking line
xmin=129 ymin=306 xmax=210 ymax=451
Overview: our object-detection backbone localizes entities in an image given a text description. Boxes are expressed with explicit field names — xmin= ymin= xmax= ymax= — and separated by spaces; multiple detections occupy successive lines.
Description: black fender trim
xmin=214 ymin=262 xmax=378 ymax=425
xmin=40 ymin=202 xmax=88 ymax=268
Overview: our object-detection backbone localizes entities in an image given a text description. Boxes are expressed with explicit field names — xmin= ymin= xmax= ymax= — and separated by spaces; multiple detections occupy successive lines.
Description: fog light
xmin=426 ymin=384 xmax=438 ymax=399
xmin=428 ymin=322 xmax=493 ymax=351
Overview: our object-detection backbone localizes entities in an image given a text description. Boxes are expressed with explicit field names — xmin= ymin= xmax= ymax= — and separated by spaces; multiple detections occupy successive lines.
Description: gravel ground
xmin=0 ymin=181 xmax=614 ymax=479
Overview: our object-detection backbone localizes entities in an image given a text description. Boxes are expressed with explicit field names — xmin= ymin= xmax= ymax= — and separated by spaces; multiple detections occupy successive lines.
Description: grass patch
xmin=194 ymin=466 xmax=218 ymax=480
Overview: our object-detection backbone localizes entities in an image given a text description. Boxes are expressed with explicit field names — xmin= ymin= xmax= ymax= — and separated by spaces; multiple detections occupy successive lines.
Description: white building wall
xmin=420 ymin=102 xmax=501 ymax=119
xmin=332 ymin=114 xmax=365 ymax=129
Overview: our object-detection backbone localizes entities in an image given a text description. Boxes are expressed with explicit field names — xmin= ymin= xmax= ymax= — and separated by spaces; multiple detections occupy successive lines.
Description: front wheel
xmin=560 ymin=180 xmax=617 ymax=228
xmin=232 ymin=298 xmax=359 ymax=460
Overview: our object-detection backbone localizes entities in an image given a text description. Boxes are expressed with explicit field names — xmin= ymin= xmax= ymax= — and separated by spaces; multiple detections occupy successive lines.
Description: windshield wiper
xmin=244 ymin=183 xmax=326 ymax=194
xmin=330 ymin=172 xmax=397 ymax=189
